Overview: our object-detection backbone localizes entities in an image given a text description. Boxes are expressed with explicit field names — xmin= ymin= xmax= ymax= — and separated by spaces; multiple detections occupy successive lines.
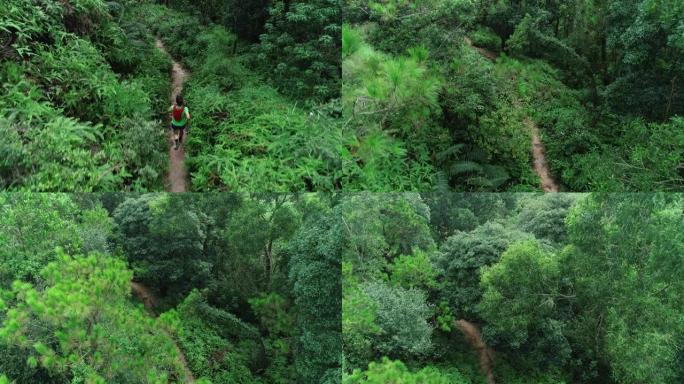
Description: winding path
xmin=155 ymin=39 xmax=189 ymax=192
xmin=130 ymin=281 xmax=195 ymax=383
xmin=455 ymin=319 xmax=496 ymax=384
xmin=463 ymin=37 xmax=560 ymax=192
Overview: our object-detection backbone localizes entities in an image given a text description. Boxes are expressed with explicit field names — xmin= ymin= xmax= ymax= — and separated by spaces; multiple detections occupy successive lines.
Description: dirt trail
xmin=130 ymin=281 xmax=158 ymax=310
xmin=455 ymin=319 xmax=495 ymax=384
xmin=525 ymin=118 xmax=559 ymax=192
xmin=130 ymin=281 xmax=195 ymax=383
xmin=463 ymin=36 xmax=559 ymax=192
xmin=463 ymin=36 xmax=499 ymax=61
xmin=155 ymin=39 xmax=189 ymax=193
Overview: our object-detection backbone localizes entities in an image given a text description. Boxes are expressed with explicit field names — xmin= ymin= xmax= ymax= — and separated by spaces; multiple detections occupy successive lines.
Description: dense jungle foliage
xmin=1 ymin=192 xmax=682 ymax=383
xmin=344 ymin=0 xmax=684 ymax=191
xmin=342 ymin=193 xmax=684 ymax=383
xmin=1 ymin=0 xmax=344 ymax=191
xmin=0 ymin=193 xmax=341 ymax=383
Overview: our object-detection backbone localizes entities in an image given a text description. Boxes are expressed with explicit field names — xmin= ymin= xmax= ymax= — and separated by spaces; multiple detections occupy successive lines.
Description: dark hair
xmin=176 ymin=95 xmax=184 ymax=106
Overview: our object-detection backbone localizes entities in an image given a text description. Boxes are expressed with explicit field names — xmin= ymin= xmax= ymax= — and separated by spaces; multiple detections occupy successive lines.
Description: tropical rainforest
xmin=0 ymin=193 xmax=341 ymax=383
xmin=343 ymin=0 xmax=684 ymax=191
xmin=4 ymin=0 xmax=683 ymax=192
xmin=1 ymin=0 xmax=342 ymax=191
xmin=0 ymin=193 xmax=682 ymax=383
xmin=342 ymin=193 xmax=684 ymax=383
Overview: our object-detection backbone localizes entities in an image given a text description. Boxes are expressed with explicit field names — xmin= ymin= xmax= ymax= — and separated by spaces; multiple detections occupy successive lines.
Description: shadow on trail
xmin=463 ymin=36 xmax=499 ymax=61
xmin=155 ymin=39 xmax=189 ymax=193
xmin=130 ymin=280 xmax=158 ymax=312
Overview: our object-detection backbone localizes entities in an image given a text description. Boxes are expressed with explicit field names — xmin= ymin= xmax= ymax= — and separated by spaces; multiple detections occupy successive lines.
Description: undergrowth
xmin=0 ymin=0 xmax=169 ymax=191
xmin=495 ymin=55 xmax=684 ymax=191
xmin=135 ymin=4 xmax=348 ymax=191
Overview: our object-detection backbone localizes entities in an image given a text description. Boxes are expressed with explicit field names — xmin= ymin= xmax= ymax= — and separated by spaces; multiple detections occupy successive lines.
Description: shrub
xmin=390 ymin=250 xmax=439 ymax=291
xmin=344 ymin=358 xmax=468 ymax=384
xmin=470 ymin=26 xmax=502 ymax=53
xmin=0 ymin=0 xmax=171 ymax=190
xmin=169 ymin=291 xmax=261 ymax=383
xmin=362 ymin=282 xmax=433 ymax=359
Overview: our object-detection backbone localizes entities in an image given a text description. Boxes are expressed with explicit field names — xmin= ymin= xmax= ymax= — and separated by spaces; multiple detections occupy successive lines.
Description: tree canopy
xmin=342 ymin=192 xmax=684 ymax=384
xmin=0 ymin=193 xmax=343 ymax=384
xmin=343 ymin=0 xmax=684 ymax=191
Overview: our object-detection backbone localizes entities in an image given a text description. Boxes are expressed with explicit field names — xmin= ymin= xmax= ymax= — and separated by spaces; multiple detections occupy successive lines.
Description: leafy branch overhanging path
xmin=155 ymin=39 xmax=189 ymax=192
xmin=463 ymin=37 xmax=560 ymax=192
xmin=131 ymin=281 xmax=196 ymax=383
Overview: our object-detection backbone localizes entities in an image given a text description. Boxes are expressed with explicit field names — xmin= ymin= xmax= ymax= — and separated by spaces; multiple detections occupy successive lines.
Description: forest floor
xmin=155 ymin=39 xmax=189 ymax=193
xmin=455 ymin=319 xmax=496 ymax=384
xmin=131 ymin=281 xmax=195 ymax=383
xmin=464 ymin=37 xmax=560 ymax=192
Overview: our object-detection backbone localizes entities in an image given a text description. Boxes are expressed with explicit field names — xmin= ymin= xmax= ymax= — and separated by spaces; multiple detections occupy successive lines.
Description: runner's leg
xmin=173 ymin=127 xmax=180 ymax=149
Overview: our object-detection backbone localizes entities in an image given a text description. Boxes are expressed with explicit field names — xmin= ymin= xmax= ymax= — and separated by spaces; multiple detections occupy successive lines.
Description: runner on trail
xmin=168 ymin=95 xmax=190 ymax=150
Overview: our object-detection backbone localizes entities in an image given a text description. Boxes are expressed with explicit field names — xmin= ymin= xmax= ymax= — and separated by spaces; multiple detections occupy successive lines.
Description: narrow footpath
xmin=526 ymin=118 xmax=559 ymax=192
xmin=155 ymin=39 xmax=189 ymax=192
xmin=455 ymin=319 xmax=496 ymax=384
xmin=131 ymin=281 xmax=195 ymax=383
xmin=463 ymin=37 xmax=560 ymax=192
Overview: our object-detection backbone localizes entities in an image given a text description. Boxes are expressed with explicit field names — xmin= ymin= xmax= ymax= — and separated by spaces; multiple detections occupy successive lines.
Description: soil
xmin=463 ymin=36 xmax=500 ymax=61
xmin=455 ymin=319 xmax=496 ymax=384
xmin=525 ymin=118 xmax=560 ymax=192
xmin=155 ymin=39 xmax=189 ymax=193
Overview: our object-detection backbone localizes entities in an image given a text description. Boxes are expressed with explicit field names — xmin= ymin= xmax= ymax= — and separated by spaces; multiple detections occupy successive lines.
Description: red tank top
xmin=173 ymin=105 xmax=184 ymax=121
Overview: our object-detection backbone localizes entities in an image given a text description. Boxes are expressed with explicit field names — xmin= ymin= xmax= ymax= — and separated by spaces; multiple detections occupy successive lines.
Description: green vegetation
xmin=1 ymin=0 xmax=169 ymax=191
xmin=139 ymin=2 xmax=344 ymax=191
xmin=1 ymin=0 xmax=343 ymax=191
xmin=2 ymin=192 xmax=683 ymax=383
xmin=0 ymin=193 xmax=342 ymax=383
xmin=168 ymin=0 xmax=340 ymax=102
xmin=4 ymin=0 xmax=683 ymax=191
xmin=344 ymin=0 xmax=684 ymax=191
xmin=1 ymin=251 xmax=183 ymax=383
xmin=342 ymin=193 xmax=684 ymax=383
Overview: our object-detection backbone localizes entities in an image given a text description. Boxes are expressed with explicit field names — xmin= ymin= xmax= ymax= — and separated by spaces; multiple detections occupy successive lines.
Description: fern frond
xmin=448 ymin=160 xmax=483 ymax=176
xmin=436 ymin=143 xmax=465 ymax=162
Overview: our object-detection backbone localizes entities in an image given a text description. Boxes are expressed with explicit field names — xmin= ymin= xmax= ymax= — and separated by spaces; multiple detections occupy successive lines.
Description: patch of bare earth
xmin=455 ymin=319 xmax=496 ymax=384
xmin=525 ymin=118 xmax=560 ymax=192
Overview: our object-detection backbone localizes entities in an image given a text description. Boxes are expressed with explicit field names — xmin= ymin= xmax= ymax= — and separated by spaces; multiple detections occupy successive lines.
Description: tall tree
xmin=562 ymin=194 xmax=684 ymax=383
xmin=287 ymin=211 xmax=342 ymax=383
xmin=434 ymin=221 xmax=531 ymax=318
xmin=478 ymin=240 xmax=571 ymax=369
xmin=0 ymin=194 xmax=82 ymax=286
xmin=604 ymin=0 xmax=684 ymax=119
xmin=0 ymin=251 xmax=184 ymax=383
xmin=113 ymin=194 xmax=211 ymax=305
xmin=258 ymin=0 xmax=342 ymax=101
